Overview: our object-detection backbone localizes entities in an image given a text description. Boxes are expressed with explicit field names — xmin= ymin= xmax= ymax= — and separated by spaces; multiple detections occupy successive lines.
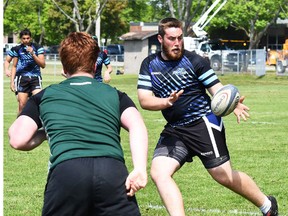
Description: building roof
xmin=120 ymin=31 xmax=158 ymax=41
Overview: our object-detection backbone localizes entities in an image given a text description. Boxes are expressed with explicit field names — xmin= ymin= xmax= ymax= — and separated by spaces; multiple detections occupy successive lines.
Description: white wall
xmin=124 ymin=40 xmax=149 ymax=74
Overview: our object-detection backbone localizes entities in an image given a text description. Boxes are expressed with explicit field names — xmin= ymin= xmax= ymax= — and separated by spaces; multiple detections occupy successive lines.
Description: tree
xmin=51 ymin=0 xmax=108 ymax=33
xmin=223 ymin=0 xmax=288 ymax=49
xmin=100 ymin=0 xmax=129 ymax=44
xmin=4 ymin=0 xmax=45 ymax=44
xmin=165 ymin=0 xmax=213 ymax=36
xmin=4 ymin=0 xmax=9 ymax=11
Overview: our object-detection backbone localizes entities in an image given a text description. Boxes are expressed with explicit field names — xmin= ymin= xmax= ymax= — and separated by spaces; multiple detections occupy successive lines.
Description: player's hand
xmin=167 ymin=89 xmax=184 ymax=107
xmin=5 ymin=70 xmax=11 ymax=77
xmin=233 ymin=96 xmax=250 ymax=124
xmin=26 ymin=46 xmax=34 ymax=54
xmin=125 ymin=169 xmax=147 ymax=197
xmin=103 ymin=73 xmax=111 ymax=83
xmin=10 ymin=82 xmax=16 ymax=92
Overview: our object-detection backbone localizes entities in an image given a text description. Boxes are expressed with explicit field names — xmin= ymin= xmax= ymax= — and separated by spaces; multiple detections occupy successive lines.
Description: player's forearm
xmin=105 ymin=65 xmax=113 ymax=74
xmin=10 ymin=65 xmax=17 ymax=83
xmin=138 ymin=95 xmax=172 ymax=111
xmin=4 ymin=61 xmax=10 ymax=72
xmin=129 ymin=123 xmax=148 ymax=172
xmin=32 ymin=54 xmax=46 ymax=68
xmin=25 ymin=129 xmax=47 ymax=150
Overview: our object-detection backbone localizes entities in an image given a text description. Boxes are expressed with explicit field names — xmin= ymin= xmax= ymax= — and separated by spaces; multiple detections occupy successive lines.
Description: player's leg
xmin=199 ymin=114 xmax=277 ymax=215
xmin=150 ymin=134 xmax=189 ymax=216
xmin=31 ymin=76 xmax=42 ymax=95
xmin=17 ymin=92 xmax=29 ymax=114
xmin=207 ymin=161 xmax=278 ymax=215
xmin=16 ymin=76 xmax=32 ymax=114
xmin=207 ymin=160 xmax=266 ymax=206
xmin=151 ymin=156 xmax=184 ymax=216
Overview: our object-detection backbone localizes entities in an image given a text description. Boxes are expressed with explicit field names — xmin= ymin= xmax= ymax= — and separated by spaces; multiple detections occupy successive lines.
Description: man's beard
xmin=162 ymin=43 xmax=184 ymax=61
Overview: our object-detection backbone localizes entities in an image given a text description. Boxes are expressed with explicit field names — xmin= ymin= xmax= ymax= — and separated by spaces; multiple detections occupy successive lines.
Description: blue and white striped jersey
xmin=137 ymin=50 xmax=220 ymax=127
xmin=10 ymin=43 xmax=45 ymax=76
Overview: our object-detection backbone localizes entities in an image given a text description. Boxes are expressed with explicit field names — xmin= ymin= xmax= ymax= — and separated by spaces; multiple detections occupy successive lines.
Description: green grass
xmin=3 ymin=65 xmax=288 ymax=216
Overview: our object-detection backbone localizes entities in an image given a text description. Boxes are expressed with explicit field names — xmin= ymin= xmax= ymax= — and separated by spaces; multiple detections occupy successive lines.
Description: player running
xmin=137 ymin=17 xmax=278 ymax=216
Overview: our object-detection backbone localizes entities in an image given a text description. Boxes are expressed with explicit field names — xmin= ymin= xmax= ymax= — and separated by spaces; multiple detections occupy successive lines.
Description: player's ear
xmin=158 ymin=34 xmax=163 ymax=43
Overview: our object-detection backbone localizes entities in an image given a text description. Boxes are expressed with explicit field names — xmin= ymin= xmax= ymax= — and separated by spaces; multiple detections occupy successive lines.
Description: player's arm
xmin=137 ymin=88 xmax=184 ymax=111
xmin=8 ymin=116 xmax=46 ymax=151
xmin=10 ymin=57 xmax=18 ymax=92
xmin=103 ymin=64 xmax=113 ymax=83
xmin=233 ymin=96 xmax=250 ymax=123
xmin=4 ymin=55 xmax=13 ymax=77
xmin=32 ymin=53 xmax=46 ymax=68
xmin=207 ymin=82 xmax=223 ymax=96
xmin=121 ymin=106 xmax=148 ymax=196
xmin=120 ymin=93 xmax=148 ymax=196
xmin=208 ymin=83 xmax=249 ymax=123
xmin=26 ymin=46 xmax=46 ymax=68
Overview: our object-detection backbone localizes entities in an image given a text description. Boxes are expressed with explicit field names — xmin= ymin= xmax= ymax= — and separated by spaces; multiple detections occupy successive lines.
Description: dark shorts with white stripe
xmin=14 ymin=75 xmax=42 ymax=94
xmin=153 ymin=113 xmax=230 ymax=169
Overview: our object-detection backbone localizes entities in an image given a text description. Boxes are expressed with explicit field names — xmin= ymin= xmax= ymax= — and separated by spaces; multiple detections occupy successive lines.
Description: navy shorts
xmin=42 ymin=157 xmax=140 ymax=216
xmin=14 ymin=75 xmax=42 ymax=94
xmin=153 ymin=113 xmax=230 ymax=169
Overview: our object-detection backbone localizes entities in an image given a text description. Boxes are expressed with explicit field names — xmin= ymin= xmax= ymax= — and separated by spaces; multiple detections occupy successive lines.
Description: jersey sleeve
xmin=19 ymin=90 xmax=45 ymax=128
xmin=117 ymin=91 xmax=137 ymax=114
xmin=7 ymin=46 xmax=17 ymax=57
xmin=102 ymin=52 xmax=111 ymax=66
xmin=137 ymin=55 xmax=155 ymax=91
xmin=188 ymin=51 xmax=220 ymax=88
xmin=34 ymin=43 xmax=45 ymax=55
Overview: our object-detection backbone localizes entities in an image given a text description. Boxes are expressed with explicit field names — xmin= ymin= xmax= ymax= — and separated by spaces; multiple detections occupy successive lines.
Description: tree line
xmin=4 ymin=0 xmax=288 ymax=49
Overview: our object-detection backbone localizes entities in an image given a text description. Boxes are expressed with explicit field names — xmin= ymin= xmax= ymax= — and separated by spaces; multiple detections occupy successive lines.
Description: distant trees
xmin=223 ymin=0 xmax=288 ymax=49
xmin=164 ymin=0 xmax=287 ymax=49
xmin=3 ymin=0 xmax=288 ymax=48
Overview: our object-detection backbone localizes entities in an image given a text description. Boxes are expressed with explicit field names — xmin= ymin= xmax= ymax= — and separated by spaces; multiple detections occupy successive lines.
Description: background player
xmin=10 ymin=28 xmax=46 ymax=115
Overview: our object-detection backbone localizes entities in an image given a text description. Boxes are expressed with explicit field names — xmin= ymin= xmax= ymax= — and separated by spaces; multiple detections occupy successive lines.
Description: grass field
xmin=3 ymin=65 xmax=288 ymax=216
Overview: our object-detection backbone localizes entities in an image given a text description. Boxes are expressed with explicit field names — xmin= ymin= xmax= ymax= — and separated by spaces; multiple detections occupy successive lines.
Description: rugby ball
xmin=211 ymin=84 xmax=240 ymax=117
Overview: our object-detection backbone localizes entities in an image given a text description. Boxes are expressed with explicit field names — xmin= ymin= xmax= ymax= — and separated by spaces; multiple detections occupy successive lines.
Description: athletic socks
xmin=259 ymin=196 xmax=272 ymax=214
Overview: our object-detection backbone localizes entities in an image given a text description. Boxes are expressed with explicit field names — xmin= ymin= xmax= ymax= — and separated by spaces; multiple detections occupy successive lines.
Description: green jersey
xmin=21 ymin=76 xmax=136 ymax=170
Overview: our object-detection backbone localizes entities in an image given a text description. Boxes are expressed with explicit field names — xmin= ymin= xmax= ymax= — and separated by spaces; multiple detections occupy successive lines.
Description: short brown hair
xmin=59 ymin=32 xmax=100 ymax=76
xmin=158 ymin=17 xmax=183 ymax=38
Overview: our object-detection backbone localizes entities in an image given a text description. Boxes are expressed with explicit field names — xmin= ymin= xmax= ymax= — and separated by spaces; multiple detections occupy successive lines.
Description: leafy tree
xmin=100 ymin=0 xmax=129 ymax=44
xmin=51 ymin=0 xmax=108 ymax=32
xmin=100 ymin=0 xmax=158 ymax=44
xmin=4 ymin=0 xmax=45 ymax=44
xmin=220 ymin=0 xmax=288 ymax=49
xmin=42 ymin=1 xmax=75 ymax=45
xmin=165 ymin=0 xmax=214 ymax=36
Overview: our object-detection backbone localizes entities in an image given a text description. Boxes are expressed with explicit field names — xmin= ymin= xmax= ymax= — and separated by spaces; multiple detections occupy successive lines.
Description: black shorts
xmin=42 ymin=157 xmax=140 ymax=216
xmin=153 ymin=113 xmax=230 ymax=169
xmin=14 ymin=75 xmax=42 ymax=94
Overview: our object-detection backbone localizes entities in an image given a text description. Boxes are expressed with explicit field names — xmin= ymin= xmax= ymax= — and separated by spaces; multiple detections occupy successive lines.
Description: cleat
xmin=263 ymin=196 xmax=278 ymax=216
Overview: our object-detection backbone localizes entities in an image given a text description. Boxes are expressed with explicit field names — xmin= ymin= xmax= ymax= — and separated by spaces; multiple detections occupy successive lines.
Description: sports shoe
xmin=263 ymin=196 xmax=278 ymax=216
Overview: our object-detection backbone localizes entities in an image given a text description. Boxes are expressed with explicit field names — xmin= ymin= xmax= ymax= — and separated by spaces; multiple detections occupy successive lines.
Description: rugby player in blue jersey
xmin=92 ymin=36 xmax=113 ymax=83
xmin=10 ymin=28 xmax=46 ymax=115
xmin=137 ymin=17 xmax=278 ymax=216
xmin=4 ymin=46 xmax=17 ymax=77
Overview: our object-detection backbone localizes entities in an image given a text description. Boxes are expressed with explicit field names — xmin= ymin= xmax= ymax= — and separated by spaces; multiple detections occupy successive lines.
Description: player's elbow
xmin=8 ymin=130 xmax=29 ymax=151
xmin=9 ymin=137 xmax=27 ymax=150
xmin=138 ymin=100 xmax=149 ymax=110
xmin=41 ymin=63 xmax=46 ymax=69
